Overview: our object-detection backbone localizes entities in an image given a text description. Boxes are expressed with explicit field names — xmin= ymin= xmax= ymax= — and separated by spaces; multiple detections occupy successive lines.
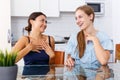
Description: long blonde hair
xmin=76 ymin=5 xmax=95 ymax=58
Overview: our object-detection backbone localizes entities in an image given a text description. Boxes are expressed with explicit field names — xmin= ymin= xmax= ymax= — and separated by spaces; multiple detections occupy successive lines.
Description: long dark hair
xmin=76 ymin=5 xmax=95 ymax=58
xmin=25 ymin=12 xmax=46 ymax=33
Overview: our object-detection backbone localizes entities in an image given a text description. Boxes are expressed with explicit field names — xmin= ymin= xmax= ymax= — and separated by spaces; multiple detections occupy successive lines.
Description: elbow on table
xmin=100 ymin=60 xmax=108 ymax=66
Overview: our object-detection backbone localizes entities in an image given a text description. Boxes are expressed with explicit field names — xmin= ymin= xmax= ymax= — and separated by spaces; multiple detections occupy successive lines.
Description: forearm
xmin=45 ymin=47 xmax=55 ymax=59
xmin=43 ymin=40 xmax=55 ymax=59
xmin=93 ymin=39 xmax=110 ymax=65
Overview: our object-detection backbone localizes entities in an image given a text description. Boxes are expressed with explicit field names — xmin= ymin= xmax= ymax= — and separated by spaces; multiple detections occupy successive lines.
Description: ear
xmin=30 ymin=19 xmax=34 ymax=24
xmin=89 ymin=14 xmax=94 ymax=21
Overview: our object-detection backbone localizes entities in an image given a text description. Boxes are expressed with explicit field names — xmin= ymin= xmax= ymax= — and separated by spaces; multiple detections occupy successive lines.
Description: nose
xmin=43 ymin=21 xmax=47 ymax=27
xmin=43 ymin=23 xmax=47 ymax=27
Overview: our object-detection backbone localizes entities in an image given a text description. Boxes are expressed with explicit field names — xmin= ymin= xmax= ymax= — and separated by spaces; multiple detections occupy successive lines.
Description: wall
xmin=111 ymin=0 xmax=120 ymax=62
xmin=112 ymin=0 xmax=120 ymax=44
xmin=0 ymin=0 xmax=11 ymax=51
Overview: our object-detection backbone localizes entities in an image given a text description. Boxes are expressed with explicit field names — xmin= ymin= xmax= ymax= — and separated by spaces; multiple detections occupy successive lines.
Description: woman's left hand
xmin=39 ymin=39 xmax=54 ymax=58
xmin=85 ymin=32 xmax=99 ymax=43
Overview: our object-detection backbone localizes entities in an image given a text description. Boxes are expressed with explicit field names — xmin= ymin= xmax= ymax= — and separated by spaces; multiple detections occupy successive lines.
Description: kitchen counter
xmin=55 ymin=41 xmax=66 ymax=44
xmin=55 ymin=43 xmax=66 ymax=51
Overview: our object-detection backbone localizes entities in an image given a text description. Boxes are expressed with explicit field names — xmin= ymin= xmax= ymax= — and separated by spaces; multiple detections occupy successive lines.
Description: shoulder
xmin=97 ymin=31 xmax=110 ymax=39
xmin=18 ymin=36 xmax=28 ymax=41
xmin=66 ymin=31 xmax=79 ymax=46
xmin=43 ymin=34 xmax=55 ymax=43
xmin=49 ymin=35 xmax=55 ymax=44
xmin=69 ymin=31 xmax=79 ymax=41
xmin=49 ymin=36 xmax=55 ymax=42
xmin=16 ymin=36 xmax=29 ymax=45
xmin=96 ymin=31 xmax=112 ymax=42
xmin=12 ymin=36 xmax=28 ymax=50
xmin=97 ymin=31 xmax=113 ymax=53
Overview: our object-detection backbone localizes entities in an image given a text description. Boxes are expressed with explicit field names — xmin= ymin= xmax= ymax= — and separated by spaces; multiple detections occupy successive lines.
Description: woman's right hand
xmin=27 ymin=41 xmax=42 ymax=53
xmin=65 ymin=54 xmax=75 ymax=67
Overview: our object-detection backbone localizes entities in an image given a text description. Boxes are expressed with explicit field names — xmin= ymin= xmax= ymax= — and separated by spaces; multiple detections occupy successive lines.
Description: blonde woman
xmin=65 ymin=5 xmax=113 ymax=67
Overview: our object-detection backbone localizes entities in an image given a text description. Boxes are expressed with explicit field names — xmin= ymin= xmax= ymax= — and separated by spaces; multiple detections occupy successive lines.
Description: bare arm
xmin=45 ymin=46 xmax=56 ymax=79
xmin=12 ymin=36 xmax=43 ymax=63
xmin=86 ymin=34 xmax=110 ymax=65
xmin=44 ymin=36 xmax=55 ymax=64
xmin=11 ymin=36 xmax=31 ymax=63
xmin=93 ymin=38 xmax=110 ymax=65
xmin=48 ymin=36 xmax=55 ymax=58
xmin=41 ymin=36 xmax=55 ymax=59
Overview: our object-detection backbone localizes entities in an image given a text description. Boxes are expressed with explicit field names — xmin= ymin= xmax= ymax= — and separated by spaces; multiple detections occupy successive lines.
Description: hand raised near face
xmin=84 ymin=31 xmax=99 ymax=43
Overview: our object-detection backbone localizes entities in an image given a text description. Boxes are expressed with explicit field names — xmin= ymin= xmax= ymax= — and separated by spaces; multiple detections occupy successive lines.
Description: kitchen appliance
xmin=53 ymin=35 xmax=66 ymax=44
xmin=85 ymin=1 xmax=105 ymax=16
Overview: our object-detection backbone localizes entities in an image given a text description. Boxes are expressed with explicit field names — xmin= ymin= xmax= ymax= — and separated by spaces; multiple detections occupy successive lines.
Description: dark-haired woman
xmin=65 ymin=5 xmax=113 ymax=67
xmin=12 ymin=12 xmax=55 ymax=66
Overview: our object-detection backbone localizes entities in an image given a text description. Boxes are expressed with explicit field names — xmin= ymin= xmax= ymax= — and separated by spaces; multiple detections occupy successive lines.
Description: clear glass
xmin=16 ymin=64 xmax=116 ymax=80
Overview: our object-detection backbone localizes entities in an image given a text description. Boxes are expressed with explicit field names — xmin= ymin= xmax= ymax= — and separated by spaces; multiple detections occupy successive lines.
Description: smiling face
xmin=31 ymin=15 xmax=47 ymax=33
xmin=75 ymin=5 xmax=95 ymax=30
xmin=75 ymin=10 xmax=93 ymax=30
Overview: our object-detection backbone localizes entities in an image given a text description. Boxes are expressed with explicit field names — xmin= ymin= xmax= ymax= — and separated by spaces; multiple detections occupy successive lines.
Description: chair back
xmin=54 ymin=51 xmax=65 ymax=65
xmin=115 ymin=44 xmax=120 ymax=62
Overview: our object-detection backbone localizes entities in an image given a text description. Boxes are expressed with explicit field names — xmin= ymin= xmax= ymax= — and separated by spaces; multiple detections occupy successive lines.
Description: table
xmin=17 ymin=63 xmax=119 ymax=80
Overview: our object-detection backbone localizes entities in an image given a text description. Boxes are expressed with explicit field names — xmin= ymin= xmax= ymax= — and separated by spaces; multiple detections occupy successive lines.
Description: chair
xmin=115 ymin=44 xmax=120 ymax=62
xmin=54 ymin=51 xmax=65 ymax=65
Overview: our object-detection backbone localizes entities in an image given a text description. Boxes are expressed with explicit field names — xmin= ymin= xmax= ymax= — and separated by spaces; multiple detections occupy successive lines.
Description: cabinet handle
xmin=7 ymin=29 xmax=11 ymax=43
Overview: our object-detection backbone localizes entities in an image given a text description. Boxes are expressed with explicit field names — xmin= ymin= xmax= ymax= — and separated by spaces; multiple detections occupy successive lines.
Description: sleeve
xmin=65 ymin=34 xmax=75 ymax=55
xmin=101 ymin=37 xmax=114 ymax=54
xmin=65 ymin=32 xmax=78 ymax=55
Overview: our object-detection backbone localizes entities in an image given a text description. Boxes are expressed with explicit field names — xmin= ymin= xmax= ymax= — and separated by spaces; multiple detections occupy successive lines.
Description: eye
xmin=75 ymin=15 xmax=83 ymax=20
xmin=45 ymin=20 xmax=47 ymax=24
xmin=78 ymin=15 xmax=82 ymax=19
xmin=75 ymin=17 xmax=77 ymax=20
xmin=40 ymin=19 xmax=47 ymax=23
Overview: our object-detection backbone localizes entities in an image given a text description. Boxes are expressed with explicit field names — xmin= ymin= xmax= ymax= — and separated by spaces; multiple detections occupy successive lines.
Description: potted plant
xmin=0 ymin=50 xmax=18 ymax=80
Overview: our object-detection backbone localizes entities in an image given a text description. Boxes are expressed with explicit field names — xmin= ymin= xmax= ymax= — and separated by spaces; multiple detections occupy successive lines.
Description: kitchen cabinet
xmin=60 ymin=0 xmax=85 ymax=12
xmin=40 ymin=0 xmax=59 ymax=17
xmin=0 ymin=0 xmax=11 ymax=50
xmin=11 ymin=0 xmax=84 ymax=17
xmin=11 ymin=0 xmax=59 ymax=17
xmin=11 ymin=0 xmax=40 ymax=16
